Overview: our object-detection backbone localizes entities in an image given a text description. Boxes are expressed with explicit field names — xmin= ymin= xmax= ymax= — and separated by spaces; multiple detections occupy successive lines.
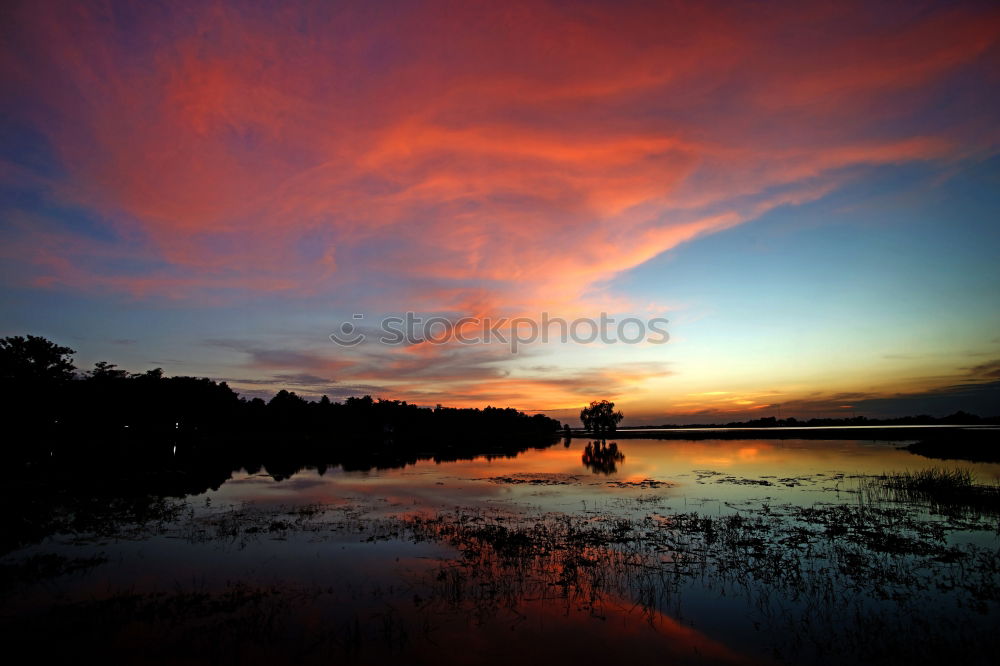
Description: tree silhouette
xmin=89 ymin=361 xmax=129 ymax=381
xmin=580 ymin=399 xmax=624 ymax=433
xmin=1 ymin=335 xmax=77 ymax=432
xmin=0 ymin=335 xmax=76 ymax=385
xmin=0 ymin=334 xmax=565 ymax=447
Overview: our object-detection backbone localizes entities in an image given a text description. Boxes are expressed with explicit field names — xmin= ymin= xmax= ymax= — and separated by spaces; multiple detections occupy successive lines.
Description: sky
xmin=2 ymin=0 xmax=999 ymax=424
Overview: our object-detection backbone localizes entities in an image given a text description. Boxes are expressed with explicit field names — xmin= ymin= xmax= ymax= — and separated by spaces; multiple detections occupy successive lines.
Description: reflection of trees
xmin=1 ymin=432 xmax=563 ymax=553
xmin=582 ymin=440 xmax=624 ymax=475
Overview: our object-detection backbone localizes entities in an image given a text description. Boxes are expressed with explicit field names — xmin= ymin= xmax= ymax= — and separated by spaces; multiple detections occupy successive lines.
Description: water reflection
xmin=3 ymin=435 xmax=1000 ymax=665
xmin=581 ymin=440 xmax=625 ymax=474
xmin=5 ymin=491 xmax=997 ymax=665
xmin=210 ymin=437 xmax=1000 ymax=513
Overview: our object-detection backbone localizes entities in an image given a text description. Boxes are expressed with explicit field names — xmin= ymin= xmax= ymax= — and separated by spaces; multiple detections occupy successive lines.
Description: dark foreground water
xmin=4 ymin=437 xmax=999 ymax=665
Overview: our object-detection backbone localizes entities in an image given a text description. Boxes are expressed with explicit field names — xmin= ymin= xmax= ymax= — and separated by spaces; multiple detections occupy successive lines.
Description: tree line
xmin=0 ymin=335 xmax=563 ymax=447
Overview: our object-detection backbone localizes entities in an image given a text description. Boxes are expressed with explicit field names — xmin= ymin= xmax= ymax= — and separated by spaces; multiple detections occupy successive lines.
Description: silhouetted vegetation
xmin=0 ymin=334 xmax=564 ymax=553
xmin=1 ymin=335 xmax=562 ymax=455
xmin=579 ymin=399 xmax=623 ymax=433
xmin=860 ymin=468 xmax=1000 ymax=516
xmin=0 ymin=334 xmax=76 ymax=432
xmin=904 ymin=438 xmax=1000 ymax=463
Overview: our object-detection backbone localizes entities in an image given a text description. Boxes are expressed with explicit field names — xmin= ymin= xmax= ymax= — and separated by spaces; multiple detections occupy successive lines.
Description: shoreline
xmin=568 ymin=424 xmax=998 ymax=441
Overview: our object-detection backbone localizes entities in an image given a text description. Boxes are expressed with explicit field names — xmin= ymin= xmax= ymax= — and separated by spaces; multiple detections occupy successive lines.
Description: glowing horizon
xmin=2 ymin=0 xmax=999 ymax=423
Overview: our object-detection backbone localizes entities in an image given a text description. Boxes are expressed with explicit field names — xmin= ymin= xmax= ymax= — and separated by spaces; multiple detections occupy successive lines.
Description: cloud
xmin=966 ymin=359 xmax=1000 ymax=379
xmin=205 ymin=338 xmax=351 ymax=373
xmin=206 ymin=331 xmax=672 ymax=409
xmin=646 ymin=381 xmax=1000 ymax=423
xmin=1 ymin=0 xmax=997 ymax=315
xmin=354 ymin=359 xmax=675 ymax=410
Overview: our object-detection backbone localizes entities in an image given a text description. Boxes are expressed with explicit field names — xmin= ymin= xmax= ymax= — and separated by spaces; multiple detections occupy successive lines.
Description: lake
xmin=3 ymin=435 xmax=999 ymax=665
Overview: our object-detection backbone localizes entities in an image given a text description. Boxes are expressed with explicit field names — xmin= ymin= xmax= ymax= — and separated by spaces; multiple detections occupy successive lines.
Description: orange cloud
xmin=3 ymin=0 xmax=997 ymax=311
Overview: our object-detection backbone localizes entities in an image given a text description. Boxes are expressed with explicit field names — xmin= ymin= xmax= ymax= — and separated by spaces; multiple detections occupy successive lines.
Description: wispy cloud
xmin=966 ymin=359 xmax=1000 ymax=379
xmin=2 ymin=1 xmax=996 ymax=315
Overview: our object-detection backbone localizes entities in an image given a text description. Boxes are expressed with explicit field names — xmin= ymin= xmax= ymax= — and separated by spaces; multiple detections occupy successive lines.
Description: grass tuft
xmin=860 ymin=467 xmax=1000 ymax=515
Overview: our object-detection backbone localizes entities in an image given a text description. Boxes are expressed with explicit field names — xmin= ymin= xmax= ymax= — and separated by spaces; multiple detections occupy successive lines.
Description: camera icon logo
xmin=329 ymin=314 xmax=365 ymax=347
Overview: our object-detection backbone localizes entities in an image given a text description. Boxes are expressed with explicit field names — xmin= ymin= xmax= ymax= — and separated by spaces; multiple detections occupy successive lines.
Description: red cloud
xmin=2 ymin=0 xmax=998 ymax=314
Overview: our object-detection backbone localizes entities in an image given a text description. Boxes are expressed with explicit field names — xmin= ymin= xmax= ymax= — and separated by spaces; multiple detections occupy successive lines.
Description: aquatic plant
xmin=859 ymin=468 xmax=1000 ymax=517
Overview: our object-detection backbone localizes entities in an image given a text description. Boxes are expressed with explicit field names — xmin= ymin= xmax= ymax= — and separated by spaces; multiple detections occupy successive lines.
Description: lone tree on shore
xmin=580 ymin=399 xmax=624 ymax=433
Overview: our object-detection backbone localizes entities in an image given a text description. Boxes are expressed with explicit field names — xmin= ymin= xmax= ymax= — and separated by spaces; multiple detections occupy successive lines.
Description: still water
xmin=213 ymin=436 xmax=1000 ymax=510
xmin=5 ymin=437 xmax=1000 ymax=665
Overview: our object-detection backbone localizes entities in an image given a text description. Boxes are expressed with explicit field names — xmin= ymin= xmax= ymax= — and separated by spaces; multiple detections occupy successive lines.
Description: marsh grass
xmin=4 ymin=499 xmax=998 ymax=666
xmin=0 ymin=552 xmax=108 ymax=593
xmin=4 ymin=486 xmax=1000 ymax=665
xmin=396 ymin=498 xmax=1000 ymax=664
xmin=860 ymin=468 xmax=1000 ymax=516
